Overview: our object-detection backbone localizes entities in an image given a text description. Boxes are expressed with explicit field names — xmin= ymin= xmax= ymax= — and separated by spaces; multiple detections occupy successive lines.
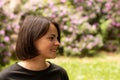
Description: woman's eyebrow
xmin=50 ymin=34 xmax=57 ymax=37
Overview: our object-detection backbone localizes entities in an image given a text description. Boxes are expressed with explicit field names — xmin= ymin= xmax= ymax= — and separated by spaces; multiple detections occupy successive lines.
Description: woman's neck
xmin=18 ymin=57 xmax=50 ymax=71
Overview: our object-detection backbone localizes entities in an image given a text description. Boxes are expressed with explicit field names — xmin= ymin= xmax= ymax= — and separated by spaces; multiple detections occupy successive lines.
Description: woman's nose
xmin=55 ymin=40 xmax=60 ymax=46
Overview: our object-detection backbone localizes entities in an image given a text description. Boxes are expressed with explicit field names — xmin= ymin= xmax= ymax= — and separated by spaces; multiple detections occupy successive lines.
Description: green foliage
xmin=99 ymin=19 xmax=112 ymax=41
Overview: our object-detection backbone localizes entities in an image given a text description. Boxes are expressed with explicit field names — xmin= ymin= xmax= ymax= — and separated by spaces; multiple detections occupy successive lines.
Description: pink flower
xmin=76 ymin=6 xmax=83 ymax=11
xmin=105 ymin=2 xmax=112 ymax=10
xmin=4 ymin=52 xmax=11 ymax=56
xmin=0 ymin=0 xmax=4 ymax=8
xmin=73 ymin=48 xmax=79 ymax=52
xmin=116 ymin=23 xmax=120 ymax=27
xmin=4 ymin=36 xmax=10 ymax=42
xmin=9 ymin=13 xmax=16 ymax=19
xmin=87 ymin=43 xmax=93 ymax=49
xmin=0 ymin=43 xmax=4 ymax=47
xmin=49 ymin=1 xmax=54 ymax=7
xmin=86 ymin=1 xmax=92 ymax=7
xmin=6 ymin=25 xmax=11 ymax=30
xmin=0 ymin=30 xmax=5 ymax=35
xmin=61 ymin=0 xmax=66 ymax=3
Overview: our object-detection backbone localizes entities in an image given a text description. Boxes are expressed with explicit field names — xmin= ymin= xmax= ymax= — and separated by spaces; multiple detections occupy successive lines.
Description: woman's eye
xmin=49 ymin=37 xmax=54 ymax=40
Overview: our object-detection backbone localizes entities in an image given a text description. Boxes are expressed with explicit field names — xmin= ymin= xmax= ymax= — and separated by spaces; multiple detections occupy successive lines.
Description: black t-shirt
xmin=0 ymin=62 xmax=69 ymax=80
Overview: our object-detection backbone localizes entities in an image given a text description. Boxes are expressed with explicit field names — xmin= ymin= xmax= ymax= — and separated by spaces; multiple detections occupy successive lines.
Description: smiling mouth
xmin=50 ymin=49 xmax=57 ymax=52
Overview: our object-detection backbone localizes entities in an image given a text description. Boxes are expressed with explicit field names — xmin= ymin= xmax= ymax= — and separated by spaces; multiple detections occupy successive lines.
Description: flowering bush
xmin=60 ymin=0 xmax=120 ymax=55
xmin=0 ymin=10 xmax=12 ymax=66
xmin=0 ymin=0 xmax=120 ymax=66
xmin=0 ymin=0 xmax=20 ymax=66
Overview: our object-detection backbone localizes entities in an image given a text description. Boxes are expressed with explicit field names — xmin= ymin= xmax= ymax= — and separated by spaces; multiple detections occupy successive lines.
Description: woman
xmin=0 ymin=16 xmax=69 ymax=80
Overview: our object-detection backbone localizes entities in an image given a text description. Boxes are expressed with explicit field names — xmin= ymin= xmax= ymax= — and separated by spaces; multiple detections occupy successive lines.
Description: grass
xmin=49 ymin=53 xmax=120 ymax=80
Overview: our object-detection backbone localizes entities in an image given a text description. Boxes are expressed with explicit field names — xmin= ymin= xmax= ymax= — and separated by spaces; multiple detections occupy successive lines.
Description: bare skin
xmin=18 ymin=56 xmax=50 ymax=71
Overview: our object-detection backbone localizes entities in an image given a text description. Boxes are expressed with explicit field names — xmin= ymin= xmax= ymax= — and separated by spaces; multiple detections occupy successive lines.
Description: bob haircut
xmin=16 ymin=16 xmax=60 ymax=60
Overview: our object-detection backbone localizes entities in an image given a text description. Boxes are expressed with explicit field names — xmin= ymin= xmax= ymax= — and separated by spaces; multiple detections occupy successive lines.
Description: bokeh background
xmin=0 ymin=0 xmax=120 ymax=79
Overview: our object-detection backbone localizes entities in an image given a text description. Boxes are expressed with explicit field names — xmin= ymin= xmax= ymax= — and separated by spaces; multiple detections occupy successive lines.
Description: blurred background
xmin=0 ymin=0 xmax=120 ymax=80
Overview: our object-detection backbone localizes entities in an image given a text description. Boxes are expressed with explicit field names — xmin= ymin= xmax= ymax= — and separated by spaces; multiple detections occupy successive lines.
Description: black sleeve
xmin=0 ymin=70 xmax=9 ymax=80
xmin=61 ymin=68 xmax=69 ymax=80
xmin=0 ymin=65 xmax=13 ymax=80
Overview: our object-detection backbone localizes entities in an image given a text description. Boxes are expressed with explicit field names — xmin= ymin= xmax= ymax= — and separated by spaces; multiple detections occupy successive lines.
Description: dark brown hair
xmin=16 ymin=16 xmax=60 ymax=60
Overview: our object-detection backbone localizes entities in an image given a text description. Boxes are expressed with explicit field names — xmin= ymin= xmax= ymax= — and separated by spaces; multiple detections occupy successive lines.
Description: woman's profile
xmin=0 ymin=16 xmax=69 ymax=80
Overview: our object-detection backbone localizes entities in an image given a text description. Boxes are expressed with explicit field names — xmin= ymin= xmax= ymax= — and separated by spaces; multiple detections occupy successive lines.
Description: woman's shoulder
xmin=49 ymin=62 xmax=69 ymax=80
xmin=0 ymin=63 xmax=18 ymax=79
xmin=48 ymin=61 xmax=68 ymax=74
xmin=49 ymin=61 xmax=64 ymax=70
xmin=0 ymin=64 xmax=14 ymax=79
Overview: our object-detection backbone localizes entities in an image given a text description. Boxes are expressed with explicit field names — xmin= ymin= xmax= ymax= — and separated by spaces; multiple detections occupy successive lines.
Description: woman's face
xmin=34 ymin=23 xmax=60 ymax=59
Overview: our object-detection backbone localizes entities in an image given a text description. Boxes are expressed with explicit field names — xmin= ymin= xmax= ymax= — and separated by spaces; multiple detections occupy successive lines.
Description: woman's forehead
xmin=45 ymin=24 xmax=58 ymax=36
